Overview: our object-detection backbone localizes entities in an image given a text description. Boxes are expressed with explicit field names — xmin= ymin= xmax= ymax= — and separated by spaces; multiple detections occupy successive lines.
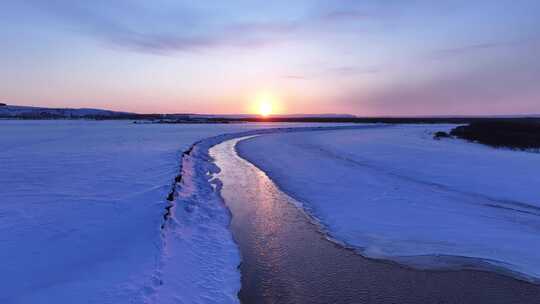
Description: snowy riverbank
xmin=0 ymin=121 xmax=316 ymax=303
xmin=237 ymin=125 xmax=540 ymax=282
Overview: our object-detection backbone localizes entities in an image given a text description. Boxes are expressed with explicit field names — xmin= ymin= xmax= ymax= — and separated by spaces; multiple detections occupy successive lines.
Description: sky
xmin=1 ymin=0 xmax=539 ymax=115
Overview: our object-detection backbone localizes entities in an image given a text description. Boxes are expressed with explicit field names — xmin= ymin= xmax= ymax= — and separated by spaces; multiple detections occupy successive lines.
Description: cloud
xmin=27 ymin=1 xmax=372 ymax=54
xmin=280 ymin=64 xmax=380 ymax=82
xmin=281 ymin=75 xmax=308 ymax=80
xmin=28 ymin=0 xmax=290 ymax=53
xmin=319 ymin=10 xmax=370 ymax=22
xmin=429 ymin=40 xmax=531 ymax=59
xmin=327 ymin=65 xmax=380 ymax=75
xmin=349 ymin=61 xmax=540 ymax=116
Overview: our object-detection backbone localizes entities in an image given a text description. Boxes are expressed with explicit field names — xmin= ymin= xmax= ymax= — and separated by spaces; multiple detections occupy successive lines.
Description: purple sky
xmin=1 ymin=0 xmax=539 ymax=115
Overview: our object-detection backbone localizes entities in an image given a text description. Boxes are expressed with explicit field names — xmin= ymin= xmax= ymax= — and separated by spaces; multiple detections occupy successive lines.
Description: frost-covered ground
xmin=0 ymin=120 xmax=309 ymax=304
xmin=237 ymin=125 xmax=540 ymax=281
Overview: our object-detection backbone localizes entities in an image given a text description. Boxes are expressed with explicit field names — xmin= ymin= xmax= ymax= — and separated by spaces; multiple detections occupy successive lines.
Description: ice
xmin=236 ymin=124 xmax=540 ymax=281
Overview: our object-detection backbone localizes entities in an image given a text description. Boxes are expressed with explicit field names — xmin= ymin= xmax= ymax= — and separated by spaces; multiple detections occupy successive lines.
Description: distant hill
xmin=0 ymin=104 xmax=135 ymax=119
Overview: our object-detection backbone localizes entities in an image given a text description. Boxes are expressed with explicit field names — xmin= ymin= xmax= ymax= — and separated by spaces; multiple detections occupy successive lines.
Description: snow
xmin=5 ymin=121 xmax=536 ymax=302
xmin=236 ymin=124 xmax=540 ymax=281
xmin=0 ymin=120 xmax=305 ymax=304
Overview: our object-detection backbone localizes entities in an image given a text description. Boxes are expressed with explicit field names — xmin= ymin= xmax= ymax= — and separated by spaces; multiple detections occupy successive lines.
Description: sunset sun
xmin=259 ymin=101 xmax=272 ymax=117
xmin=255 ymin=93 xmax=277 ymax=117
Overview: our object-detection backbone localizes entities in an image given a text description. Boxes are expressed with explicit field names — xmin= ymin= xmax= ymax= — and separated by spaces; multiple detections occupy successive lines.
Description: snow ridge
xmin=147 ymin=138 xmax=241 ymax=304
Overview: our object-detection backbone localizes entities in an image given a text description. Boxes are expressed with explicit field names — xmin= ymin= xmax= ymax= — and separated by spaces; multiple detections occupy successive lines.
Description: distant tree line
xmin=436 ymin=121 xmax=540 ymax=150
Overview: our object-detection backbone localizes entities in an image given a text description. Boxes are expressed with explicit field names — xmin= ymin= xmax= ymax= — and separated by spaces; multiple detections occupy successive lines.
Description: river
xmin=210 ymin=136 xmax=540 ymax=304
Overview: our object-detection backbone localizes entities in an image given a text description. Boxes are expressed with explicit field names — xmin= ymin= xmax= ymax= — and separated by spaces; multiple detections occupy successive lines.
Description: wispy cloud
xmin=281 ymin=75 xmax=308 ymax=80
xmin=327 ymin=65 xmax=380 ymax=75
xmin=346 ymin=59 xmax=540 ymax=116
xmin=429 ymin=40 xmax=531 ymax=59
xmin=319 ymin=10 xmax=370 ymax=22
xmin=280 ymin=65 xmax=380 ymax=81
xmin=28 ymin=1 xmax=372 ymax=55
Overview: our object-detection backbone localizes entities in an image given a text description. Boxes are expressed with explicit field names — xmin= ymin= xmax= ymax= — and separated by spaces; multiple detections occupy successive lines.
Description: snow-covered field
xmin=0 ymin=120 xmax=304 ymax=304
xmin=237 ymin=125 xmax=540 ymax=281
xmin=3 ymin=121 xmax=538 ymax=303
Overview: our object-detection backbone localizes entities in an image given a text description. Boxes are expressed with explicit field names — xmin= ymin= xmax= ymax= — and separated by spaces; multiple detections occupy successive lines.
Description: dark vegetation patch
xmin=447 ymin=121 xmax=540 ymax=150
xmin=433 ymin=131 xmax=451 ymax=140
